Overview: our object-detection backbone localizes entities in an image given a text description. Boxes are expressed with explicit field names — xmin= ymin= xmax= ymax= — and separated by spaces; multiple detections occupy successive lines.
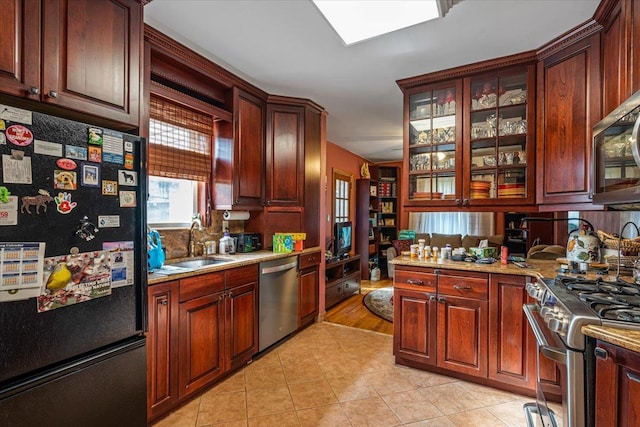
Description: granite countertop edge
xmin=148 ymin=247 xmax=322 ymax=285
xmin=582 ymin=325 xmax=640 ymax=353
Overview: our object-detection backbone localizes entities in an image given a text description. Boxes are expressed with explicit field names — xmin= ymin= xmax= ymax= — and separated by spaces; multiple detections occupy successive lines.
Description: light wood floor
xmin=325 ymin=277 xmax=394 ymax=335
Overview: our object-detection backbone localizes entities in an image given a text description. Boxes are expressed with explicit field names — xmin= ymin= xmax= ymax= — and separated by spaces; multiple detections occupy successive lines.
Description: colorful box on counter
xmin=273 ymin=233 xmax=307 ymax=253
xmin=469 ymin=246 xmax=498 ymax=259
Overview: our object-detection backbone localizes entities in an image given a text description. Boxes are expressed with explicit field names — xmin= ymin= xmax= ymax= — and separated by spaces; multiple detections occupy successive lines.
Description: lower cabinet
xmin=147 ymin=265 xmax=258 ymax=422
xmin=595 ymin=340 xmax=640 ymax=427
xmin=394 ymin=266 xmax=554 ymax=396
xmin=298 ymin=250 xmax=321 ymax=327
xmin=147 ymin=280 xmax=179 ymax=421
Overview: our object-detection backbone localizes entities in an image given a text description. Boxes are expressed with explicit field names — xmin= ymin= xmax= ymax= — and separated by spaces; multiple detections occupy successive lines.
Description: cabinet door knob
xmin=455 ymin=199 xmax=461 ymax=206
xmin=429 ymin=295 xmax=436 ymax=301
xmin=160 ymin=298 xmax=168 ymax=306
xmin=29 ymin=86 xmax=40 ymax=95
xmin=438 ymin=296 xmax=446 ymax=303
xmin=463 ymin=199 xmax=470 ymax=206
xmin=47 ymin=90 xmax=58 ymax=98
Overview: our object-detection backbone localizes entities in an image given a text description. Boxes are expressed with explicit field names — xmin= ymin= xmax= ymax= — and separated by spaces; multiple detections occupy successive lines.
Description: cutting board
xmin=555 ymin=258 xmax=608 ymax=269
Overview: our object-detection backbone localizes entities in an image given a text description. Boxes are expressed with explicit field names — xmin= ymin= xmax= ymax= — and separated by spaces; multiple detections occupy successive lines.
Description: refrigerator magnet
xmin=124 ymin=153 xmax=134 ymax=170
xmin=124 ymin=141 xmax=133 ymax=152
xmin=2 ymin=152 xmax=32 ymax=184
xmin=118 ymin=170 xmax=137 ymax=186
xmin=56 ymin=158 xmax=77 ymax=170
xmin=65 ymin=145 xmax=87 ymax=161
xmin=53 ymin=170 xmax=77 ymax=190
xmin=81 ymin=164 xmax=100 ymax=187
xmin=34 ymin=140 xmax=63 ymax=157
xmin=88 ymin=127 xmax=103 ymax=146
xmin=101 ymin=180 xmax=118 ymax=196
xmin=5 ymin=124 xmax=33 ymax=147
xmin=119 ymin=191 xmax=136 ymax=208
xmin=0 ymin=195 xmax=18 ymax=225
xmin=54 ymin=192 xmax=77 ymax=214
xmin=20 ymin=190 xmax=53 ymax=214
xmin=0 ymin=119 xmax=5 ymax=130
xmin=88 ymin=146 xmax=101 ymax=163
xmin=0 ymin=133 xmax=5 ymax=145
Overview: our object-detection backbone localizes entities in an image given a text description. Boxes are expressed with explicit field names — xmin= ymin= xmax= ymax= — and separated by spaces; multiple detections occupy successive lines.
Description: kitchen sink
xmin=168 ymin=257 xmax=234 ymax=269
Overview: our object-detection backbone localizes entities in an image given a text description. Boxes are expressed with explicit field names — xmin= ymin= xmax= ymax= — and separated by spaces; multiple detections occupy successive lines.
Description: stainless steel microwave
xmin=592 ymin=89 xmax=640 ymax=207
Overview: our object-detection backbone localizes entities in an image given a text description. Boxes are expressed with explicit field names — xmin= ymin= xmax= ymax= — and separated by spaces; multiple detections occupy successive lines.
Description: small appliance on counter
xmin=231 ymin=233 xmax=262 ymax=253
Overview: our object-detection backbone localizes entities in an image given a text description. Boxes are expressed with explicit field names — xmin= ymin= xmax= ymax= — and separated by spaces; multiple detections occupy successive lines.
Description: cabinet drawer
xmin=179 ymin=272 xmax=225 ymax=302
xmin=343 ymin=274 xmax=360 ymax=297
xmin=395 ymin=269 xmax=437 ymax=292
xmin=299 ymin=251 xmax=322 ymax=269
xmin=325 ymin=283 xmax=344 ymax=308
xmin=438 ymin=274 xmax=488 ymax=300
xmin=226 ymin=264 xmax=258 ymax=288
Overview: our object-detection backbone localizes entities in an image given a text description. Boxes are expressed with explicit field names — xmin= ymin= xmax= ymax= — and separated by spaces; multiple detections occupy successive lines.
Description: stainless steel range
xmin=523 ymin=275 xmax=640 ymax=427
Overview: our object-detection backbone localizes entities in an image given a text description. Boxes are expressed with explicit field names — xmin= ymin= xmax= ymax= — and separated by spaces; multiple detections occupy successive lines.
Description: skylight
xmin=313 ymin=0 xmax=446 ymax=46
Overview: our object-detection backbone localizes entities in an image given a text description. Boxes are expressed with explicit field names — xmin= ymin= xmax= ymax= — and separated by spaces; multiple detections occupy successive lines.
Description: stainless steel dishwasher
xmin=259 ymin=256 xmax=298 ymax=351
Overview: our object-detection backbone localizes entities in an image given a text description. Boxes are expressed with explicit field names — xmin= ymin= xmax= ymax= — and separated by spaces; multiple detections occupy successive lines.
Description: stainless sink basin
xmin=168 ymin=257 xmax=233 ymax=269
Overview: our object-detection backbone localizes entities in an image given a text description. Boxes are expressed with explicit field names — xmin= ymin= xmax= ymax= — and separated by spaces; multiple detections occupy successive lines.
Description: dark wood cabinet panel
xmin=0 ymin=0 xmax=40 ymax=98
xmin=298 ymin=264 xmax=319 ymax=328
xmin=437 ymin=295 xmax=488 ymax=377
xmin=488 ymin=274 xmax=533 ymax=388
xmin=226 ymin=281 xmax=258 ymax=370
xmin=595 ymin=340 xmax=640 ymax=427
xmin=178 ymin=292 xmax=225 ymax=399
xmin=393 ymin=286 xmax=437 ymax=366
xmin=0 ymin=0 xmax=141 ymax=126
xmin=536 ymin=33 xmax=601 ymax=205
xmin=146 ymin=280 xmax=179 ymax=422
xmin=235 ymin=90 xmax=265 ymax=207
xmin=265 ymin=103 xmax=304 ymax=206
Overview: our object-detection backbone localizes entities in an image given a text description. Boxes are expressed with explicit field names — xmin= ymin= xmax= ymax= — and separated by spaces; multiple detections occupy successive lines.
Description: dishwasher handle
xmin=261 ymin=260 xmax=298 ymax=275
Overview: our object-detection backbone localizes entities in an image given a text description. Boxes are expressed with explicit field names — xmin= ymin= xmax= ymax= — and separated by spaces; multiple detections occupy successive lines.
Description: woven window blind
xmin=149 ymin=96 xmax=213 ymax=182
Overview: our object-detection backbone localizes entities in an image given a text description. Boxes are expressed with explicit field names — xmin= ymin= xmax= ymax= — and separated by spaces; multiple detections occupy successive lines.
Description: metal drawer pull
xmin=438 ymin=297 xmax=446 ymax=303
xmin=429 ymin=295 xmax=436 ymax=301
xmin=627 ymin=372 xmax=640 ymax=384
xmin=454 ymin=285 xmax=471 ymax=290
xmin=594 ymin=347 xmax=608 ymax=360
xmin=407 ymin=279 xmax=424 ymax=285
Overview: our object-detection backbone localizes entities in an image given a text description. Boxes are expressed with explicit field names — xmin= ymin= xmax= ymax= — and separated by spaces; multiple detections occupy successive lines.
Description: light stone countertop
xmin=582 ymin=325 xmax=640 ymax=353
xmin=148 ymin=247 xmax=322 ymax=285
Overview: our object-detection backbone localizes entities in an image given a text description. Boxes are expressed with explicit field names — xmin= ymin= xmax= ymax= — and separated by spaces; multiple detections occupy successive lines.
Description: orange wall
xmin=325 ymin=142 xmax=370 ymax=252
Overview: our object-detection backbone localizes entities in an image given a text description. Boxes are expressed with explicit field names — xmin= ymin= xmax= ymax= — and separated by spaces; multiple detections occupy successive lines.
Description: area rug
xmin=363 ymin=287 xmax=394 ymax=322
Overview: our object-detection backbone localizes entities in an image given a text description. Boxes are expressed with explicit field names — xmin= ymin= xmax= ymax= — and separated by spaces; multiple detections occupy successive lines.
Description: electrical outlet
xmin=222 ymin=220 xmax=229 ymax=231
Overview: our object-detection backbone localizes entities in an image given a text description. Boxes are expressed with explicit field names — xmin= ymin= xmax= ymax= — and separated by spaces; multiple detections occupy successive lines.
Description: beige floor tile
xmin=404 ymin=417 xmax=456 ymax=426
xmin=446 ymin=408 xmax=508 ymax=426
xmin=485 ymin=399 xmax=531 ymax=427
xmin=247 ymin=410 xmax=300 ymax=426
xmin=362 ymin=369 xmax=416 ymax=395
xmin=420 ymin=383 xmax=484 ymax=415
xmin=317 ymin=356 xmax=366 ymax=379
xmin=197 ymin=390 xmax=246 ymax=426
xmin=454 ymin=381 xmax=521 ymax=406
xmin=244 ymin=367 xmax=287 ymax=391
xmin=153 ymin=397 xmax=200 ymax=427
xmin=382 ymin=389 xmax=444 ymax=423
xmin=396 ymin=365 xmax=458 ymax=388
xmin=246 ymin=385 xmax=294 ymax=418
xmin=203 ymin=420 xmax=247 ymax=427
xmin=296 ymin=403 xmax=352 ymax=427
xmin=288 ymin=379 xmax=338 ymax=409
xmin=206 ymin=371 xmax=246 ymax=395
xmin=341 ymin=396 xmax=403 ymax=426
xmin=326 ymin=374 xmax=378 ymax=402
xmin=282 ymin=358 xmax=325 ymax=384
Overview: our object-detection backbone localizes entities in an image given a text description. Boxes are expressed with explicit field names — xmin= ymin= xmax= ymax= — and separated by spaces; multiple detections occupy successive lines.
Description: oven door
xmin=523 ymin=303 xmax=585 ymax=427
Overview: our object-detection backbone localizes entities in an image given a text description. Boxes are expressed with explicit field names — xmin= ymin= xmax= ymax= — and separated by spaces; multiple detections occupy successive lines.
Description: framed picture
xmin=81 ymin=164 xmax=100 ymax=187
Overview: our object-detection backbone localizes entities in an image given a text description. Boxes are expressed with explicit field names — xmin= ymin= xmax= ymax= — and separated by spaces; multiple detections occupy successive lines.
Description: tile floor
xmin=152 ymin=322 xmax=562 ymax=427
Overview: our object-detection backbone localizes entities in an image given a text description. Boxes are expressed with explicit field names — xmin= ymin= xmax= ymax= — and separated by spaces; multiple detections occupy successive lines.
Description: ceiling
xmin=144 ymin=0 xmax=600 ymax=162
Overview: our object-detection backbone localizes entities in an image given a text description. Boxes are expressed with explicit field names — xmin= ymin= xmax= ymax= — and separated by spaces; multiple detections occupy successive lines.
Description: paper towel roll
xmin=223 ymin=210 xmax=250 ymax=220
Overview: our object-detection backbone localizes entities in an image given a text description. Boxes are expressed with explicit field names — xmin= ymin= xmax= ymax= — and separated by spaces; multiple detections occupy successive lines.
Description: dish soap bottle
xmin=219 ymin=231 xmax=233 ymax=255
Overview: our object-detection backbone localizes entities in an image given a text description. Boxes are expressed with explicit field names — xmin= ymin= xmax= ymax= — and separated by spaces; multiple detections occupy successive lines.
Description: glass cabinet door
xmin=407 ymin=83 xmax=461 ymax=204
xmin=467 ymin=71 xmax=531 ymax=203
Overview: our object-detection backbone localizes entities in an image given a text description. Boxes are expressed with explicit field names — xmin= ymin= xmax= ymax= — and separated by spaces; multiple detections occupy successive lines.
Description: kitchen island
xmin=390 ymin=255 xmax=566 ymax=399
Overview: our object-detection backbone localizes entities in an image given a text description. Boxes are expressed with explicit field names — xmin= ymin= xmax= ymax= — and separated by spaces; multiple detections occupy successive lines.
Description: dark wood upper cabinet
xmin=536 ymin=30 xmax=601 ymax=207
xmin=265 ymin=102 xmax=305 ymax=207
xmin=597 ymin=0 xmax=640 ymax=115
xmin=0 ymin=0 xmax=142 ymax=127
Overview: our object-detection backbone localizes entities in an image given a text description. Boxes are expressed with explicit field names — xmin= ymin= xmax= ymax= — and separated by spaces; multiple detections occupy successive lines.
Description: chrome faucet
xmin=188 ymin=216 xmax=202 ymax=257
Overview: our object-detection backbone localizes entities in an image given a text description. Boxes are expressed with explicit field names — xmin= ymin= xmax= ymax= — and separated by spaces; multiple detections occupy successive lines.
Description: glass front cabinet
xmin=401 ymin=63 xmax=536 ymax=208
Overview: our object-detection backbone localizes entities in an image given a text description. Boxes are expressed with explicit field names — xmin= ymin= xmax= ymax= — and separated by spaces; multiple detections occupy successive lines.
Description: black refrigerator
xmin=0 ymin=103 xmax=147 ymax=426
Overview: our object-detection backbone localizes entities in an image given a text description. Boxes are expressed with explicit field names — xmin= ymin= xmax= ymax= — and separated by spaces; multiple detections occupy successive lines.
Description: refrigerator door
xmin=0 ymin=337 xmax=146 ymax=427
xmin=0 ymin=108 xmax=147 ymax=384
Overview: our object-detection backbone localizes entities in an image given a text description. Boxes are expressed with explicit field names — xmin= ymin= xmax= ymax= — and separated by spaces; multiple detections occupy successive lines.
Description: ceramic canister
xmin=566 ymin=229 xmax=601 ymax=263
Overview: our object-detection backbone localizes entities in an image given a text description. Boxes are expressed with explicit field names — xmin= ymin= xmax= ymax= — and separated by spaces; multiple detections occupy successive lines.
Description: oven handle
xmin=523 ymin=303 xmax=567 ymax=365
